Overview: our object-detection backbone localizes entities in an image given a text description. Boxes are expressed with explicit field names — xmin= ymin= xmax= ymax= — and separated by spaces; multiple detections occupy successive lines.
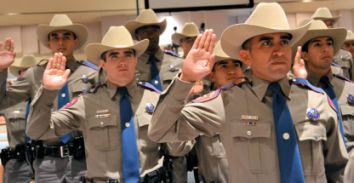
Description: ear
xmin=301 ymin=51 xmax=309 ymax=63
xmin=239 ymin=50 xmax=251 ymax=66
xmin=74 ymin=39 xmax=79 ymax=48
xmin=98 ymin=59 xmax=105 ymax=68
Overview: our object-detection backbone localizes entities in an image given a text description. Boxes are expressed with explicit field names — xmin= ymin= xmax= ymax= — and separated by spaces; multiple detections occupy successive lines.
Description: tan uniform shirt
xmin=194 ymin=135 xmax=229 ymax=183
xmin=148 ymin=75 xmax=348 ymax=183
xmin=308 ymin=73 xmax=354 ymax=154
xmin=333 ymin=49 xmax=354 ymax=80
xmin=1 ymin=101 xmax=28 ymax=148
xmin=0 ymin=58 xmax=97 ymax=143
xmin=136 ymin=49 xmax=182 ymax=90
xmin=26 ymin=80 xmax=190 ymax=181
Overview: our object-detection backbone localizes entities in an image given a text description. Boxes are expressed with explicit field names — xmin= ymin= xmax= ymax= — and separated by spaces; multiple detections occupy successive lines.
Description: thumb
xmin=63 ymin=69 xmax=71 ymax=80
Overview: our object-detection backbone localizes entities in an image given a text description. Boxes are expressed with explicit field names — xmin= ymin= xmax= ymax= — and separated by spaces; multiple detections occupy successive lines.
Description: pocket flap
xmin=88 ymin=114 xmax=117 ymax=129
xmin=341 ymin=105 xmax=354 ymax=116
xmin=231 ymin=123 xmax=271 ymax=139
xmin=296 ymin=122 xmax=327 ymax=141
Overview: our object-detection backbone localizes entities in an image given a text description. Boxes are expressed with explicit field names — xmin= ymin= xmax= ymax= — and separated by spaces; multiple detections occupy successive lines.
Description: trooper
xmin=311 ymin=7 xmax=354 ymax=80
xmin=172 ymin=22 xmax=200 ymax=58
xmin=0 ymin=14 xmax=97 ymax=182
xmin=147 ymin=2 xmax=348 ymax=183
xmin=342 ymin=30 xmax=354 ymax=60
xmin=295 ymin=19 xmax=354 ymax=183
xmin=26 ymin=25 xmax=191 ymax=183
xmin=125 ymin=9 xmax=189 ymax=183
xmin=0 ymin=55 xmax=37 ymax=183
xmin=125 ymin=9 xmax=183 ymax=90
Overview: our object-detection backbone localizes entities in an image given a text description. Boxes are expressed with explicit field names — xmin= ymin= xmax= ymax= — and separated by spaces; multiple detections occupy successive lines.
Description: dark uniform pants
xmin=34 ymin=156 xmax=86 ymax=183
xmin=4 ymin=159 xmax=34 ymax=183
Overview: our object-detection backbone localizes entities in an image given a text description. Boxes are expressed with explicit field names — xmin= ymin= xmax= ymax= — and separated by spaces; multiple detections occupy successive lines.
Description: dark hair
xmin=135 ymin=25 xmax=161 ymax=35
xmin=99 ymin=49 xmax=136 ymax=62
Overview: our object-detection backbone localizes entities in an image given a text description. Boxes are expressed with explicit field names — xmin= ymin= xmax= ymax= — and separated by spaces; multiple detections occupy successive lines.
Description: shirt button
xmin=246 ymin=130 xmax=252 ymax=136
xmin=125 ymin=122 xmax=130 ymax=128
xmin=283 ymin=132 xmax=290 ymax=140
xmin=100 ymin=121 xmax=104 ymax=126
xmin=61 ymin=93 xmax=66 ymax=98
xmin=154 ymin=80 xmax=159 ymax=85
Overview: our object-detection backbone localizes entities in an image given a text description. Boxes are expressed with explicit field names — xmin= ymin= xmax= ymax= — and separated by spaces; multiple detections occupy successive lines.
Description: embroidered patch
xmin=306 ymin=108 xmax=320 ymax=121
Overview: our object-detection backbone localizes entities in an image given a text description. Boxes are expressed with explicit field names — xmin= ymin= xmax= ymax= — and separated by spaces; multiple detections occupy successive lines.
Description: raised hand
xmin=180 ymin=29 xmax=217 ymax=82
xmin=0 ymin=38 xmax=16 ymax=70
xmin=292 ymin=46 xmax=307 ymax=79
xmin=42 ymin=53 xmax=70 ymax=90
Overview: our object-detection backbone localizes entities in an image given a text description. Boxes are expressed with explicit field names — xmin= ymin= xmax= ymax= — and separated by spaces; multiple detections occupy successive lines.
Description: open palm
xmin=0 ymin=38 xmax=16 ymax=70
xmin=43 ymin=53 xmax=71 ymax=90
xmin=292 ymin=46 xmax=307 ymax=79
xmin=181 ymin=30 xmax=216 ymax=82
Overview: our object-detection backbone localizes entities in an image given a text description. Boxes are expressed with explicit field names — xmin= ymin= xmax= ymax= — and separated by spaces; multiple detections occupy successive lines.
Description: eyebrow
xmin=309 ymin=37 xmax=333 ymax=44
xmin=108 ymin=50 xmax=134 ymax=56
xmin=49 ymin=32 xmax=73 ymax=37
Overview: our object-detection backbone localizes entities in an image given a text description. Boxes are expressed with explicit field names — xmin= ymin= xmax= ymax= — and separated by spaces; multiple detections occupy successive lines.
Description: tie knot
xmin=117 ymin=87 xmax=129 ymax=97
xmin=320 ymin=76 xmax=331 ymax=87
xmin=268 ymin=82 xmax=281 ymax=95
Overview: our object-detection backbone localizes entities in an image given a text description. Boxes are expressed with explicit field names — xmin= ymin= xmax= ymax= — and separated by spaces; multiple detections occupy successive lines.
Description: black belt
xmin=0 ymin=143 xmax=32 ymax=166
xmin=32 ymin=136 xmax=85 ymax=159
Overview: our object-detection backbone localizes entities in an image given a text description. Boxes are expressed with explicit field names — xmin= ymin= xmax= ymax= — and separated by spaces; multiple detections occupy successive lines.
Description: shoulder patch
xmin=333 ymin=74 xmax=352 ymax=82
xmin=164 ymin=49 xmax=180 ymax=57
xmin=80 ymin=60 xmax=100 ymax=71
xmin=291 ymin=78 xmax=324 ymax=94
xmin=192 ymin=89 xmax=221 ymax=103
xmin=62 ymin=97 xmax=79 ymax=109
xmin=327 ymin=96 xmax=337 ymax=112
xmin=137 ymin=81 xmax=161 ymax=93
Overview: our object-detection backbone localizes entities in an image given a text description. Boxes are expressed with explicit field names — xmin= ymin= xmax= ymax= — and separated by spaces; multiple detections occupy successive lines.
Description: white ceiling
xmin=0 ymin=0 xmax=353 ymax=26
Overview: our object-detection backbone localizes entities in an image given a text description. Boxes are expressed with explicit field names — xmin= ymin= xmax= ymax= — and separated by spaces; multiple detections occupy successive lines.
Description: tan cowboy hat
xmin=214 ymin=41 xmax=240 ymax=62
xmin=85 ymin=26 xmax=149 ymax=65
xmin=294 ymin=20 xmax=346 ymax=54
xmin=311 ymin=7 xmax=340 ymax=21
xmin=172 ymin=22 xmax=199 ymax=45
xmin=37 ymin=14 xmax=88 ymax=49
xmin=9 ymin=55 xmax=37 ymax=76
xmin=220 ymin=2 xmax=310 ymax=60
xmin=345 ymin=30 xmax=354 ymax=42
xmin=125 ymin=9 xmax=166 ymax=40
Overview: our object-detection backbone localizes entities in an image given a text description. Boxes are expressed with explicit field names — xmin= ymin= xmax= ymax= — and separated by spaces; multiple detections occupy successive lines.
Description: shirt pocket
xmin=87 ymin=114 xmax=119 ymax=151
xmin=296 ymin=121 xmax=327 ymax=177
xmin=341 ymin=105 xmax=354 ymax=142
xmin=231 ymin=123 xmax=271 ymax=173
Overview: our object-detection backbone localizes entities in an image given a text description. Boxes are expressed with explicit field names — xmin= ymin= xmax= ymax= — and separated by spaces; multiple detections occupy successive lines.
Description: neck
xmin=306 ymin=64 xmax=330 ymax=78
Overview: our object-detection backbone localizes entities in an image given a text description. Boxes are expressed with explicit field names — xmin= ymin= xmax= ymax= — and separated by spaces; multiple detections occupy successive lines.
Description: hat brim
xmin=172 ymin=33 xmax=198 ymax=45
xmin=85 ymin=39 xmax=149 ymax=65
xmin=37 ymin=24 xmax=88 ymax=49
xmin=294 ymin=28 xmax=347 ymax=55
xmin=220 ymin=22 xmax=311 ymax=61
xmin=125 ymin=19 xmax=166 ymax=40
xmin=313 ymin=16 xmax=340 ymax=22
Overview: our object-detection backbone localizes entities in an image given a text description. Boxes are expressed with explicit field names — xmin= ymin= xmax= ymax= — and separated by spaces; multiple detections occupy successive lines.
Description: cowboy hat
xmin=214 ymin=41 xmax=246 ymax=69
xmin=9 ymin=55 xmax=37 ymax=77
xmin=345 ymin=30 xmax=354 ymax=42
xmin=37 ymin=14 xmax=88 ymax=49
xmin=172 ymin=22 xmax=199 ymax=45
xmin=311 ymin=7 xmax=340 ymax=21
xmin=85 ymin=26 xmax=149 ymax=65
xmin=294 ymin=20 xmax=346 ymax=54
xmin=125 ymin=9 xmax=166 ymax=40
xmin=220 ymin=2 xmax=310 ymax=60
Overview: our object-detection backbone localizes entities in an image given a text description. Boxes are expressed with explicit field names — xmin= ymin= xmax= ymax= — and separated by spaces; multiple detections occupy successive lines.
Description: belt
xmin=43 ymin=144 xmax=72 ymax=158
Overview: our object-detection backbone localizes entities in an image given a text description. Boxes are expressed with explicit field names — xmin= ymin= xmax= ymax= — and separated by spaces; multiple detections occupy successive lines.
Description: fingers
xmin=63 ymin=69 xmax=71 ymax=80
xmin=4 ymin=38 xmax=14 ymax=52
xmin=47 ymin=53 xmax=67 ymax=71
xmin=192 ymin=34 xmax=202 ymax=50
xmin=294 ymin=46 xmax=302 ymax=65
xmin=207 ymin=32 xmax=217 ymax=54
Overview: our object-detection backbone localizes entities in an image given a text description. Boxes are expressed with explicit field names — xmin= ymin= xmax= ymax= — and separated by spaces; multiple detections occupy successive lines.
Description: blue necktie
xmin=118 ymin=87 xmax=140 ymax=183
xmin=149 ymin=54 xmax=162 ymax=91
xmin=58 ymin=83 xmax=74 ymax=144
xmin=320 ymin=76 xmax=346 ymax=143
xmin=268 ymin=83 xmax=305 ymax=183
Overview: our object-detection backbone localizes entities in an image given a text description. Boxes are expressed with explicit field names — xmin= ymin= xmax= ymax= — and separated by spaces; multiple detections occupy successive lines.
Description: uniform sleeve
xmin=0 ymin=67 xmax=33 ymax=110
xmin=148 ymin=77 xmax=225 ymax=143
xmin=26 ymin=86 xmax=85 ymax=140
xmin=323 ymin=96 xmax=349 ymax=182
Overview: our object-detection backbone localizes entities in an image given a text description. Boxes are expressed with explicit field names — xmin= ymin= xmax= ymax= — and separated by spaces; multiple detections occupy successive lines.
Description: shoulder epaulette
xmin=80 ymin=60 xmax=100 ymax=71
xmin=37 ymin=59 xmax=49 ymax=66
xmin=192 ymin=88 xmax=221 ymax=103
xmin=291 ymin=78 xmax=324 ymax=94
xmin=137 ymin=81 xmax=161 ymax=93
xmin=164 ymin=49 xmax=180 ymax=57
xmin=333 ymin=74 xmax=352 ymax=82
